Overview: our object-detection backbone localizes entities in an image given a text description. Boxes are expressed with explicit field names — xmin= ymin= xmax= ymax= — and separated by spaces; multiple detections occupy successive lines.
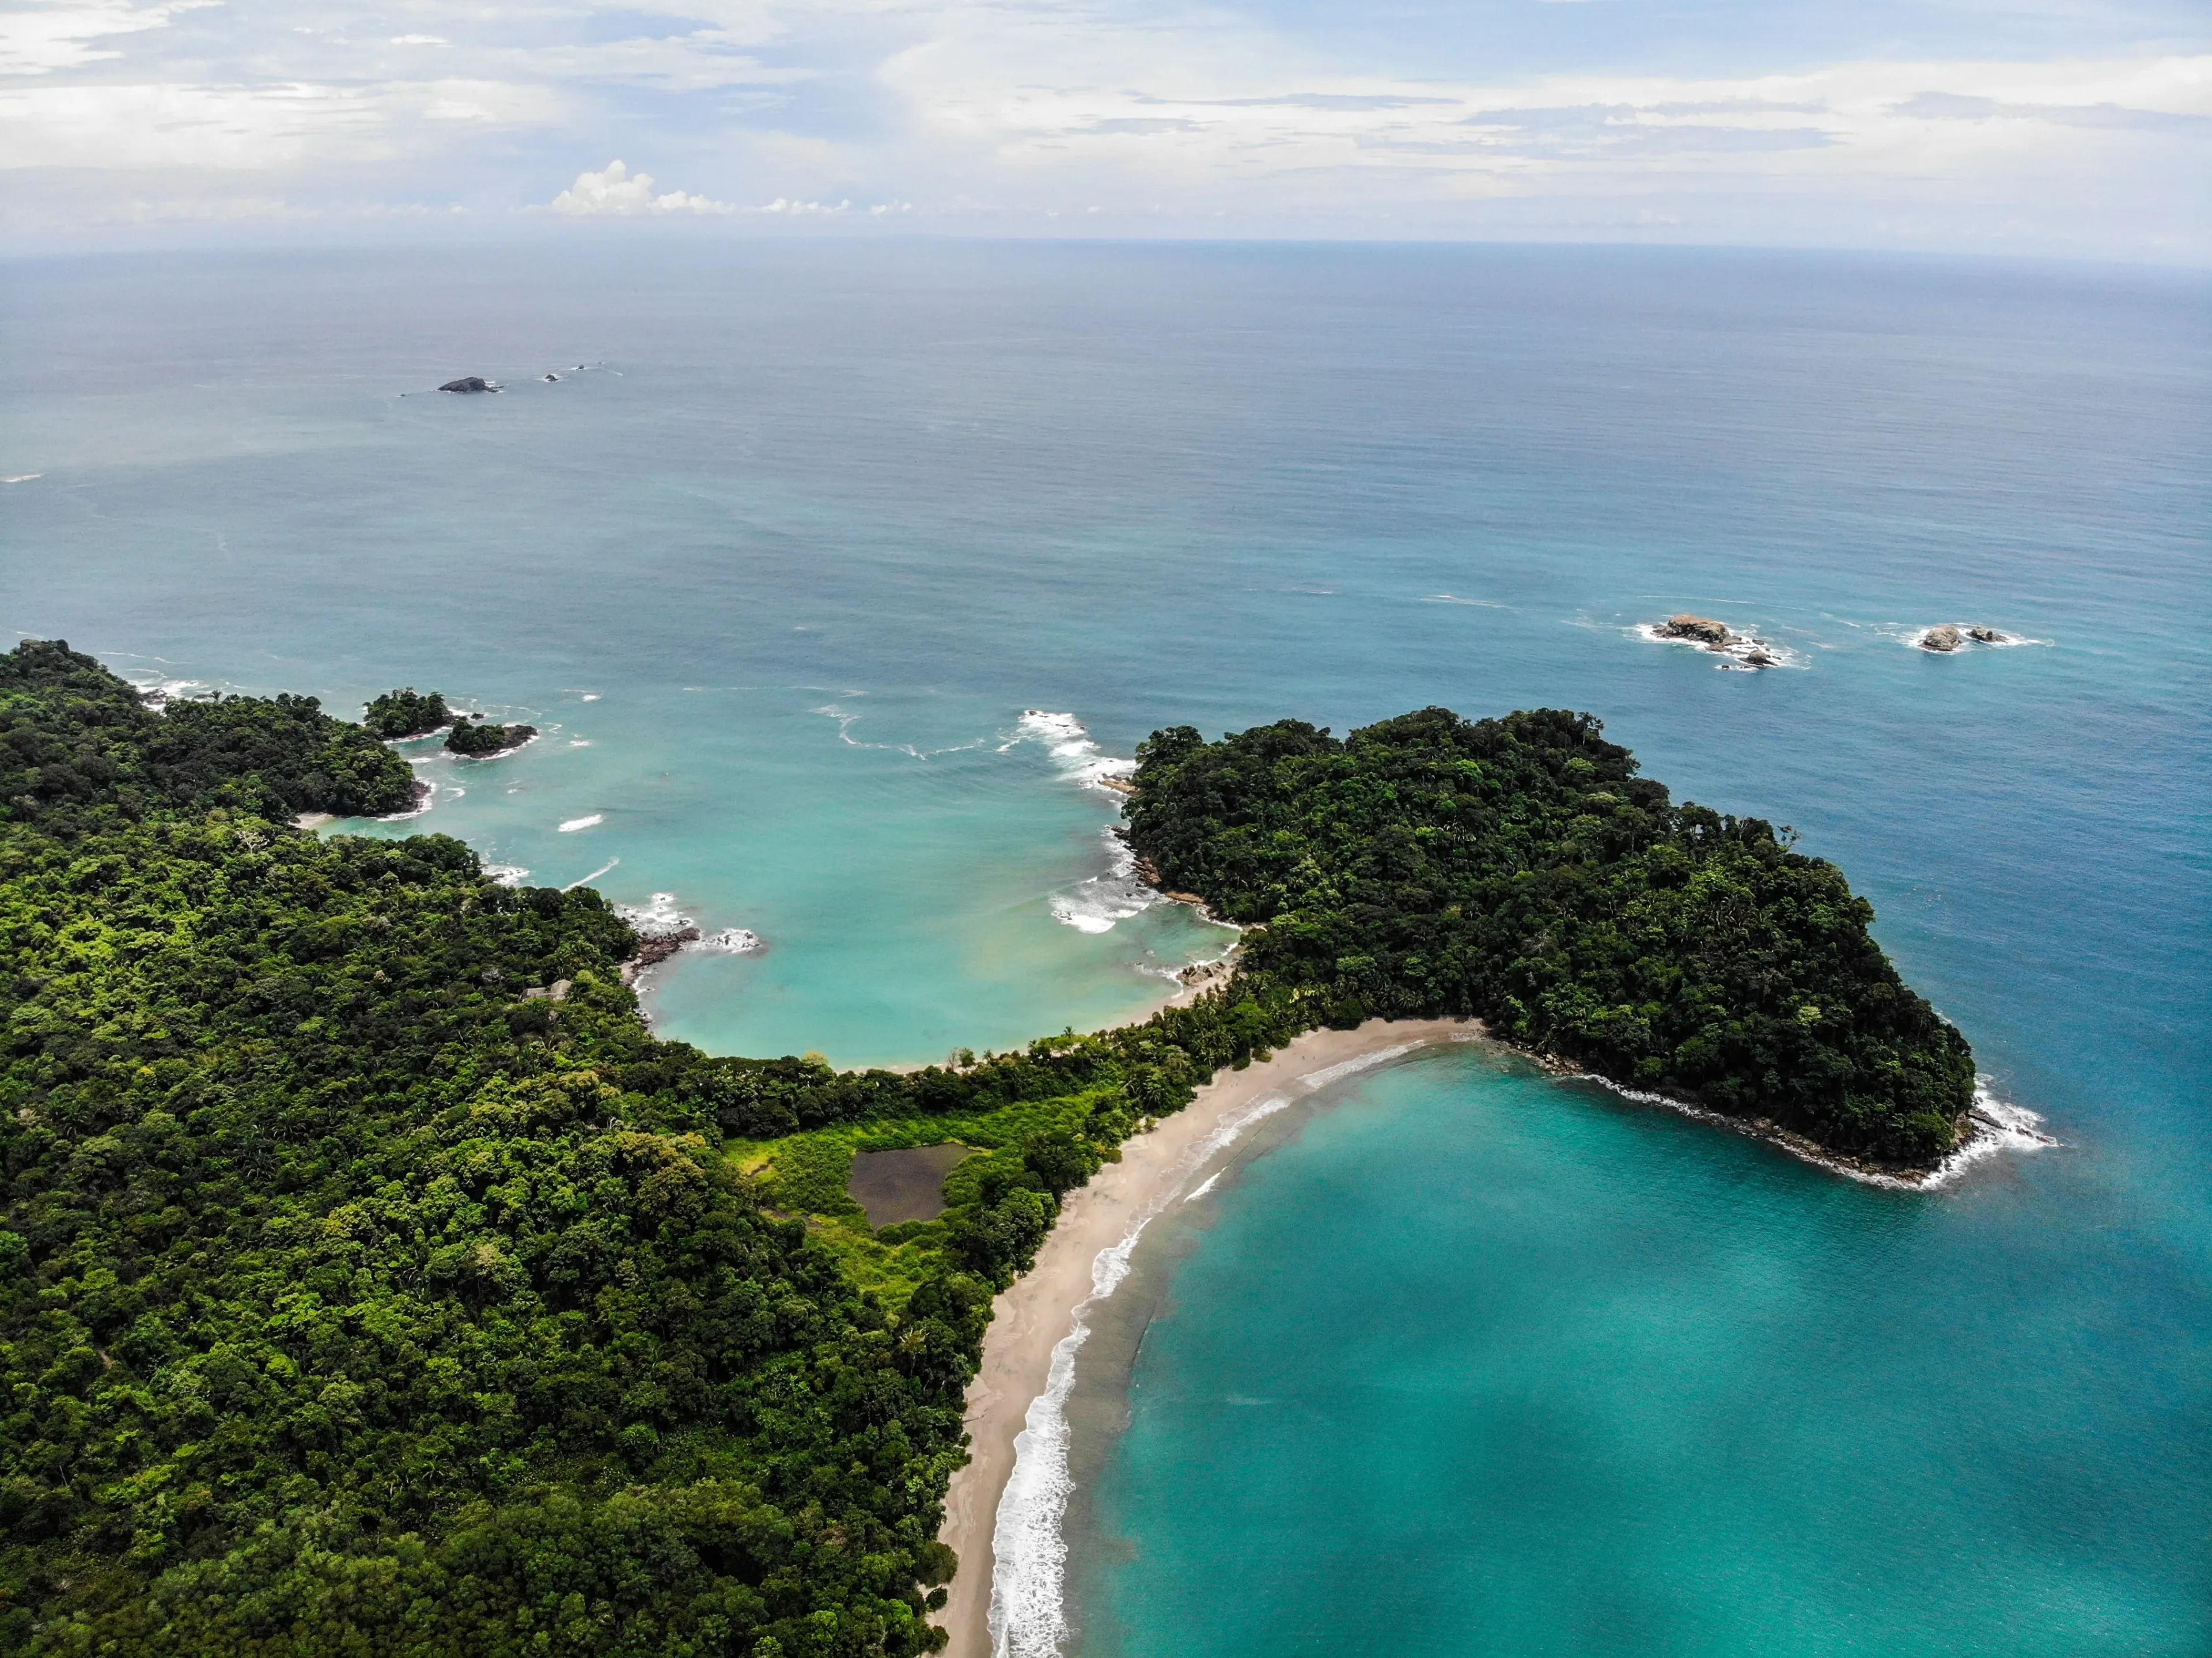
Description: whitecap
xmin=611 ymin=896 xmax=764 ymax=956
xmin=698 ymin=927 xmax=765 ymax=954
xmin=376 ymin=781 xmax=437 ymax=822
xmin=581 ymin=693 xmax=601 ymax=701
xmin=615 ymin=891 xmax=694 ymax=936
xmin=1559 ymin=1067 xmax=2054 ymax=1190
xmin=815 ymin=699 xmax=990 ymax=760
xmin=1010 ymin=710 xmax=1138 ymax=792
xmin=569 ymin=739 xmax=592 ymax=747
xmin=1 ymin=474 xmax=40 ymax=484
xmin=558 ymin=813 xmax=604 ymax=832
xmin=990 ymin=1086 xmax=1294 ymax=1658
xmin=562 ymin=858 xmax=618 ymax=891
xmin=484 ymin=865 xmax=529 ymax=887
xmin=1047 ymin=828 xmax=1156 ymax=935
xmin=1923 ymin=1080 xmax=2059 ymax=1186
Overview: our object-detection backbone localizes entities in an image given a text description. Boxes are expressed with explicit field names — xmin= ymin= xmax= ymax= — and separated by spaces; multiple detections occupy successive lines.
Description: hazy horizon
xmin=3 ymin=0 xmax=2206 ymax=263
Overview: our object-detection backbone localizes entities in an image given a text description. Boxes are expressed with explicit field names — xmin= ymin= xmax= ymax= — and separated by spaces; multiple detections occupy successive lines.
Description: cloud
xmin=0 ymin=0 xmax=217 ymax=77
xmin=548 ymin=158 xmax=733 ymax=214
xmin=1891 ymin=90 xmax=2210 ymax=131
xmin=0 ymin=0 xmax=2206 ymax=258
xmin=0 ymin=77 xmax=562 ymax=169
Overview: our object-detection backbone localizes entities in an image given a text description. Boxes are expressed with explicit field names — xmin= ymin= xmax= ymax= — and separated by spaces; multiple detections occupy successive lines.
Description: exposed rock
xmin=1967 ymin=626 xmax=2009 ymax=644
xmin=522 ymin=978 xmax=574 ymax=1003
xmin=630 ymin=929 xmax=700 ymax=970
xmin=1919 ymin=624 xmax=1964 ymax=653
xmin=1657 ymin=614 xmax=1732 ymax=646
xmin=1743 ymin=650 xmax=1777 ymax=667
xmin=543 ymin=373 xmax=559 ymax=383
xmin=438 ymin=376 xmax=493 ymax=394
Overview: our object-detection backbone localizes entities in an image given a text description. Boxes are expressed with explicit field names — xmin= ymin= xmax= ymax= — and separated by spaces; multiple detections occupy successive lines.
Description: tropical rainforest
xmin=0 ymin=643 xmax=1971 ymax=1655
xmin=1121 ymin=708 xmax=1975 ymax=1163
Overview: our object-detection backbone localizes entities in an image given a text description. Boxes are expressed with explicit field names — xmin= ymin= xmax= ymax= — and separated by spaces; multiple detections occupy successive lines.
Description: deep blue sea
xmin=4 ymin=240 xmax=2207 ymax=1654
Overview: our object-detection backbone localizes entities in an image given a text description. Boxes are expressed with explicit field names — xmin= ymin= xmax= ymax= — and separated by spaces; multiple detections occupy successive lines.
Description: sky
xmin=1 ymin=0 xmax=2207 ymax=258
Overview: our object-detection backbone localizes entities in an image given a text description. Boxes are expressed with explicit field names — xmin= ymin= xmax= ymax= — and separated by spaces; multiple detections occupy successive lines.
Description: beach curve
xmin=934 ymin=1016 xmax=1482 ymax=1658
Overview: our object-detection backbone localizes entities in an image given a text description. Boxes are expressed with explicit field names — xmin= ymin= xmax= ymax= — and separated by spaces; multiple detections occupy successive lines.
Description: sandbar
xmin=934 ymin=1016 xmax=1482 ymax=1657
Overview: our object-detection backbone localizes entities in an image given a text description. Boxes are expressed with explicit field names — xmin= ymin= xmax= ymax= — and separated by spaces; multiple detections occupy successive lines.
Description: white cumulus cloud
xmin=548 ymin=158 xmax=733 ymax=214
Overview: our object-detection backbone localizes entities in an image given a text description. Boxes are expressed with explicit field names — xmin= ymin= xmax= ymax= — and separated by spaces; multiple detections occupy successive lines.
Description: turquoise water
xmin=3 ymin=241 xmax=2207 ymax=1650
xmin=1070 ymin=1048 xmax=2207 ymax=1656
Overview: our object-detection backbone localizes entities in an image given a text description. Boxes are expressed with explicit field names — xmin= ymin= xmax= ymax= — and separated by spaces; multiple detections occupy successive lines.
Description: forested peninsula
xmin=0 ymin=643 xmax=1972 ymax=1655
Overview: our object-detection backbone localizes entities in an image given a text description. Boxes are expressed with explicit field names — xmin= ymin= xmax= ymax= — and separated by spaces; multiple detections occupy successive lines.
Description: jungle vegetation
xmin=0 ymin=647 xmax=1971 ymax=1655
xmin=0 ymin=642 xmax=1308 ymax=1657
xmin=1121 ymin=707 xmax=1975 ymax=1164
xmin=362 ymin=689 xmax=453 ymax=741
xmin=446 ymin=719 xmax=539 ymax=758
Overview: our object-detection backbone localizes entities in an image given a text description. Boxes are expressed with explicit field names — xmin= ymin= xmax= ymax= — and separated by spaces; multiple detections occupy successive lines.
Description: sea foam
xmin=558 ymin=813 xmax=604 ymax=832
xmin=1012 ymin=710 xmax=1138 ymax=792
xmin=612 ymin=894 xmax=766 ymax=959
xmin=1012 ymin=713 xmax=1149 ymax=935
xmin=1630 ymin=619 xmax=1806 ymax=671
xmin=988 ymin=1088 xmax=1294 ymax=1658
xmin=1048 ymin=828 xmax=1157 ymax=936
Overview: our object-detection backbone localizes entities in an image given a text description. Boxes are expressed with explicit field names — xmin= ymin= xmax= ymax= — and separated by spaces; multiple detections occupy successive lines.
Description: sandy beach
xmin=934 ymin=1016 xmax=1482 ymax=1658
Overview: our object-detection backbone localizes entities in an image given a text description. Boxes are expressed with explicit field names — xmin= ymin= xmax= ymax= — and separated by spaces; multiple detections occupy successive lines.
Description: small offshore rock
xmin=439 ymin=376 xmax=493 ymax=394
xmin=543 ymin=373 xmax=559 ymax=383
xmin=1967 ymin=626 xmax=2009 ymax=644
xmin=1657 ymin=614 xmax=1732 ymax=646
xmin=1919 ymin=624 xmax=1964 ymax=652
xmin=1743 ymin=650 xmax=1777 ymax=667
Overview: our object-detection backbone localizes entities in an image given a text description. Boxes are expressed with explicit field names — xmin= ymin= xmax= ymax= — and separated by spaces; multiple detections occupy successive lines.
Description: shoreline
xmin=931 ymin=1013 xmax=2048 ymax=1657
xmin=934 ymin=1016 xmax=1482 ymax=1658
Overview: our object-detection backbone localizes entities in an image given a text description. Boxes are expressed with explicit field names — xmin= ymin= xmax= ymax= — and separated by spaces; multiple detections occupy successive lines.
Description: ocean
xmin=3 ymin=238 xmax=2206 ymax=1653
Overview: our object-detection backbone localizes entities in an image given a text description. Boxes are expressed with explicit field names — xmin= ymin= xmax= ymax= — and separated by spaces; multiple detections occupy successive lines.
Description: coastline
xmin=930 ymin=1010 xmax=2048 ymax=1657
xmin=935 ymin=1016 xmax=1482 ymax=1658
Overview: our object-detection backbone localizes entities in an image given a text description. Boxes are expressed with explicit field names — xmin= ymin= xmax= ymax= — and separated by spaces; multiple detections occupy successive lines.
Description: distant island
xmin=0 ymin=642 xmax=1975 ymax=1655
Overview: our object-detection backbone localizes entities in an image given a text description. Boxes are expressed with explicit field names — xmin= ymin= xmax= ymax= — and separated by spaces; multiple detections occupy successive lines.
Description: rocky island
xmin=445 ymin=715 xmax=538 ymax=756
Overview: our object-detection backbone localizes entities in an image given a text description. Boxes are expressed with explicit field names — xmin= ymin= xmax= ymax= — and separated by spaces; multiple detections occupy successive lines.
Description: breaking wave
xmin=1007 ymin=710 xmax=1137 ymax=792
xmin=1048 ymin=828 xmax=1156 ymax=936
xmin=989 ymin=1089 xmax=1292 ymax=1658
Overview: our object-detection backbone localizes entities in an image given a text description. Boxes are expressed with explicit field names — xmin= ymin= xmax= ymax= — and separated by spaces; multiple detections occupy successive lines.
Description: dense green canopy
xmin=447 ymin=718 xmax=538 ymax=758
xmin=0 ymin=643 xmax=1306 ymax=1656
xmin=0 ymin=647 xmax=1974 ymax=1655
xmin=1122 ymin=707 xmax=1975 ymax=1163
xmin=363 ymin=689 xmax=453 ymax=741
